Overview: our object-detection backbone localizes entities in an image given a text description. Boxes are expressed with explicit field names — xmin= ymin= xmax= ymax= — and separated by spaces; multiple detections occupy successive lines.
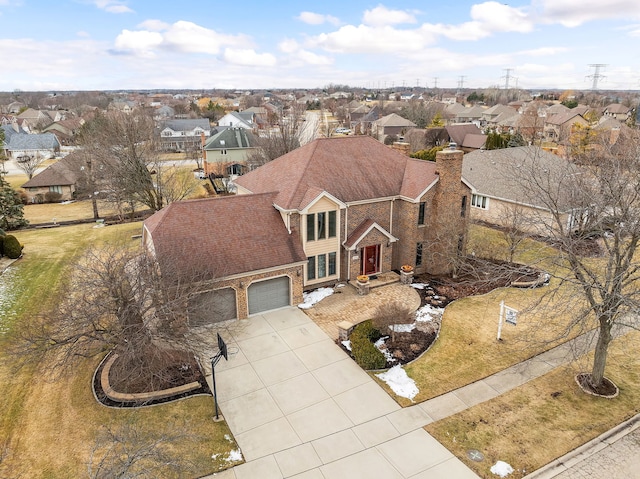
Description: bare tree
xmin=372 ymin=302 xmax=412 ymax=344
xmin=503 ymin=137 xmax=640 ymax=393
xmin=15 ymin=153 xmax=46 ymax=179
xmin=247 ymin=102 xmax=306 ymax=167
xmin=9 ymin=243 xmax=227 ymax=388
xmin=79 ymin=110 xmax=198 ymax=213
xmin=87 ymin=416 xmax=196 ymax=479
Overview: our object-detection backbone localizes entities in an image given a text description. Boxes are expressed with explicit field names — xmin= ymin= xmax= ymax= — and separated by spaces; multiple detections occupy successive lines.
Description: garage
xmin=188 ymin=288 xmax=237 ymax=326
xmin=248 ymin=276 xmax=291 ymax=315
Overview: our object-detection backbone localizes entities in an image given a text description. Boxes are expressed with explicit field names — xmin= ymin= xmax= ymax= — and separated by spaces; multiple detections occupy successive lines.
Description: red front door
xmin=361 ymin=245 xmax=380 ymax=275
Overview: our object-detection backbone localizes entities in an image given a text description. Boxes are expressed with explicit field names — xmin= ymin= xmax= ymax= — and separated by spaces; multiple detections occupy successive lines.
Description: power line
xmin=586 ymin=64 xmax=607 ymax=90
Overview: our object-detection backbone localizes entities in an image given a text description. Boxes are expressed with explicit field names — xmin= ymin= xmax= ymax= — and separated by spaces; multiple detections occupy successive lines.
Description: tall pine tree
xmin=0 ymin=175 xmax=28 ymax=230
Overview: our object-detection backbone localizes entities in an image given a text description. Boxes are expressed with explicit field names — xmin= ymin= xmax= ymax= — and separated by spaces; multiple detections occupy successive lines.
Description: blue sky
xmin=1 ymin=0 xmax=639 ymax=91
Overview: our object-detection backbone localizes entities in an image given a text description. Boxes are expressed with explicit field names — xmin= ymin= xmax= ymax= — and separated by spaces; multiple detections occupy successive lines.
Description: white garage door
xmin=248 ymin=276 xmax=291 ymax=315
xmin=188 ymin=288 xmax=237 ymax=326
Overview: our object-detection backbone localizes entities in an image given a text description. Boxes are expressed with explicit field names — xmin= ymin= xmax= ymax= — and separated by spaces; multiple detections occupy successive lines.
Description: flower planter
xmin=400 ymin=265 xmax=414 ymax=284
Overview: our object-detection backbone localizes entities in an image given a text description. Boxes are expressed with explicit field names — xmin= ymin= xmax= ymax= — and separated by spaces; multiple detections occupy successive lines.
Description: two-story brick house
xmin=143 ymin=136 xmax=471 ymax=322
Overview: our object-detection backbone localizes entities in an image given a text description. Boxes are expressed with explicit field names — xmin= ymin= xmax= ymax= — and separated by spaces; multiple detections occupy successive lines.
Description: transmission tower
xmin=501 ymin=68 xmax=515 ymax=89
xmin=586 ymin=64 xmax=607 ymax=90
xmin=432 ymin=77 xmax=439 ymax=89
xmin=457 ymin=76 xmax=466 ymax=89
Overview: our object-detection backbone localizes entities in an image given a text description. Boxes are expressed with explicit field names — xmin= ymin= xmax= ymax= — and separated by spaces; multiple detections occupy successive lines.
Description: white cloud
xmin=311 ymin=24 xmax=435 ymax=54
xmin=362 ymin=5 xmax=418 ymax=26
xmin=535 ymin=0 xmax=640 ymax=27
xmin=112 ymin=21 xmax=251 ymax=57
xmin=279 ymin=38 xmax=333 ymax=65
xmin=137 ymin=19 xmax=170 ymax=31
xmin=470 ymin=2 xmax=533 ymax=32
xmin=223 ymin=48 xmax=276 ymax=67
xmin=429 ymin=2 xmax=533 ymax=41
xmin=297 ymin=11 xmax=340 ymax=26
xmin=162 ymin=21 xmax=250 ymax=54
xmin=278 ymin=38 xmax=299 ymax=54
xmin=114 ymin=30 xmax=162 ymax=57
xmin=93 ymin=0 xmax=133 ymax=14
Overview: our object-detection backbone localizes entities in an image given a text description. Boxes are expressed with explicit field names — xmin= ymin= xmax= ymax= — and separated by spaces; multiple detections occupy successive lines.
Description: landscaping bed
xmin=342 ymin=257 xmax=544 ymax=370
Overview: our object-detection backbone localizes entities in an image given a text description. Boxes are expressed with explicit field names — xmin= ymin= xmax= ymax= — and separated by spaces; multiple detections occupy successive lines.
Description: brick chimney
xmin=429 ymin=144 xmax=469 ymax=275
xmin=391 ymin=141 xmax=411 ymax=156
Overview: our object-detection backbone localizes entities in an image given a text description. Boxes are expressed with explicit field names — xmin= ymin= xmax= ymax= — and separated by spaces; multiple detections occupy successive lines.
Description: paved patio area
xmin=304 ymin=277 xmax=422 ymax=340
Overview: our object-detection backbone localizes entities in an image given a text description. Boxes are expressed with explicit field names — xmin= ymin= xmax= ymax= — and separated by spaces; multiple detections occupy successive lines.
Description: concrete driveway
xmin=202 ymin=307 xmax=478 ymax=479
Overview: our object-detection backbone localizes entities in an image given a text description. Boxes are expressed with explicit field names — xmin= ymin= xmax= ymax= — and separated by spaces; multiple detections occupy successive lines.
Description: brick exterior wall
xmin=195 ymin=265 xmax=304 ymax=320
xmin=347 ymin=201 xmax=392 ymax=232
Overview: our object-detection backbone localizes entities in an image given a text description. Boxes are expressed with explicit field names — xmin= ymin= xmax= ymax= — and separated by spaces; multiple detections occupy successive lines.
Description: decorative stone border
xmin=100 ymin=353 xmax=202 ymax=403
xmin=510 ymin=272 xmax=550 ymax=288
xmin=574 ymin=373 xmax=619 ymax=399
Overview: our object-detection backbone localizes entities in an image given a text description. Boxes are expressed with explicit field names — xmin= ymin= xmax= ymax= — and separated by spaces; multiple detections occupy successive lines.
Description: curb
xmin=523 ymin=413 xmax=640 ymax=478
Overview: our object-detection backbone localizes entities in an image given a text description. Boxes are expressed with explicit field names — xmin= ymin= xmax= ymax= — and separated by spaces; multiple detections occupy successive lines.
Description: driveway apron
xmin=202 ymin=307 xmax=478 ymax=478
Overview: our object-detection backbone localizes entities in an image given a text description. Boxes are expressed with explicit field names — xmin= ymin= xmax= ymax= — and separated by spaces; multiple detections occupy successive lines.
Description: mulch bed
xmin=93 ymin=350 xmax=211 ymax=408
xmin=575 ymin=372 xmax=619 ymax=398
xmin=344 ymin=257 xmax=544 ymax=369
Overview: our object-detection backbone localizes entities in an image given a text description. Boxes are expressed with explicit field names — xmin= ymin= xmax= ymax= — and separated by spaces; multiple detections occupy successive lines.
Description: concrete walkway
xmin=200 ymin=307 xmax=478 ymax=479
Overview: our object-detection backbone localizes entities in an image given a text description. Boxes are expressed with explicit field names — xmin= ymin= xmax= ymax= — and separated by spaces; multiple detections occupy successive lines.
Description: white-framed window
xmin=471 ymin=194 xmax=488 ymax=210
xmin=49 ymin=185 xmax=63 ymax=194
xmin=307 ymin=252 xmax=338 ymax=280
xmin=306 ymin=211 xmax=337 ymax=242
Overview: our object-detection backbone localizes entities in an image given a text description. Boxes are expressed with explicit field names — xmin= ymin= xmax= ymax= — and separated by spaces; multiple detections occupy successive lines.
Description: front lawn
xmin=426 ymin=331 xmax=640 ymax=478
xmin=0 ymin=223 xmax=241 ymax=478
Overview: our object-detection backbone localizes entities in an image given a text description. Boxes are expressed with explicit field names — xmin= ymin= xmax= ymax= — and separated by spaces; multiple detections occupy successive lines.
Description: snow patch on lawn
xmin=410 ymin=282 xmax=428 ymax=289
xmin=491 ymin=461 xmax=514 ymax=477
xmin=298 ymin=287 xmax=334 ymax=309
xmin=226 ymin=449 xmax=243 ymax=462
xmin=341 ymin=340 xmax=352 ymax=351
xmin=375 ymin=365 xmax=419 ymax=401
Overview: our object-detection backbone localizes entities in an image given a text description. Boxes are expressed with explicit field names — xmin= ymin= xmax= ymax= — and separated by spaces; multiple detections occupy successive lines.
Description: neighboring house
xmin=143 ymin=136 xmax=472 ymax=320
xmin=217 ymin=111 xmax=255 ymax=130
xmin=445 ymin=124 xmax=487 ymax=152
xmin=158 ymin=119 xmax=211 ymax=152
xmin=454 ymin=105 xmax=486 ymax=125
xmin=4 ymin=130 xmax=61 ymax=160
xmin=543 ymin=111 xmax=589 ymax=142
xmin=16 ymin=108 xmax=60 ymax=130
xmin=481 ymin=104 xmax=517 ymax=126
xmin=463 ymin=146 xmax=580 ymax=234
xmin=603 ymin=103 xmax=631 ymax=122
xmin=21 ymin=151 xmax=86 ymax=202
xmin=153 ymin=105 xmax=175 ymax=120
xmin=203 ymin=127 xmax=257 ymax=177
xmin=372 ymin=113 xmax=417 ymax=141
xmin=42 ymin=118 xmax=85 ymax=146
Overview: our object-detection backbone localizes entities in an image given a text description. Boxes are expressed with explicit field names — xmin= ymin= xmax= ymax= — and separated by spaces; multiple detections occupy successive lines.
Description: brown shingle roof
xmin=144 ymin=193 xmax=306 ymax=280
xmin=234 ymin=136 xmax=439 ymax=210
xmin=21 ymin=152 xmax=84 ymax=188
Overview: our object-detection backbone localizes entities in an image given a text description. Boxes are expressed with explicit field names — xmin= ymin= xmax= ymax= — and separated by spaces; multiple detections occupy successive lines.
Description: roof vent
xmin=448 ymin=142 xmax=457 ymax=150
